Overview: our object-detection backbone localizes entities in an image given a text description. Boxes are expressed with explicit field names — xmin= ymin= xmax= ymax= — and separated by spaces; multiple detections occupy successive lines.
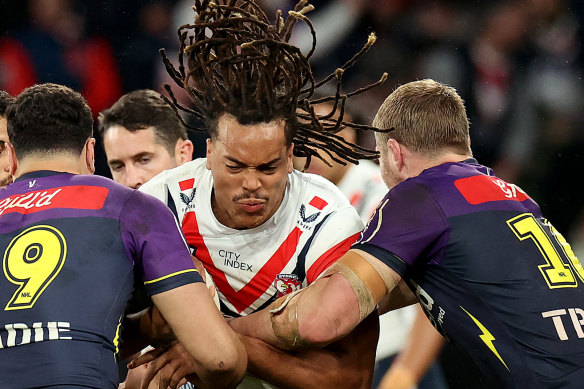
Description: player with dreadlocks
xmin=128 ymin=0 xmax=389 ymax=388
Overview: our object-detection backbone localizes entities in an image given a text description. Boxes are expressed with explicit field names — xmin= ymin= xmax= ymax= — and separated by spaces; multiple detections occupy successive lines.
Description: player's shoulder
xmin=72 ymin=173 xmax=135 ymax=198
xmin=290 ymin=169 xmax=352 ymax=210
xmin=140 ymin=158 xmax=208 ymax=197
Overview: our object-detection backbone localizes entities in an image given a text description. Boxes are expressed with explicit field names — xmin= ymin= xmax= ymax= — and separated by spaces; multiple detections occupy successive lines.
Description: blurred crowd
xmin=2 ymin=0 xmax=584 ymax=286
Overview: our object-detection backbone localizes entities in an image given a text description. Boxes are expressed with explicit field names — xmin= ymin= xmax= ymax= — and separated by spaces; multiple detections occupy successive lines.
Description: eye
xmin=138 ymin=157 xmax=151 ymax=165
xmin=226 ymin=165 xmax=243 ymax=173
xmin=260 ymin=166 xmax=277 ymax=174
xmin=110 ymin=164 xmax=124 ymax=173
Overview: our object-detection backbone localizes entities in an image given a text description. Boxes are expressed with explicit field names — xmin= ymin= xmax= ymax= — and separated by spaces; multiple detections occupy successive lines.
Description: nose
xmin=242 ymin=169 xmax=261 ymax=192
xmin=124 ymin=165 xmax=144 ymax=189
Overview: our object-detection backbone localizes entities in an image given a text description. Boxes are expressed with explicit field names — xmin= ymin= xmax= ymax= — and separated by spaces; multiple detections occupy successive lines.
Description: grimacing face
xmin=103 ymin=126 xmax=178 ymax=189
xmin=0 ymin=117 xmax=12 ymax=187
xmin=206 ymin=114 xmax=294 ymax=230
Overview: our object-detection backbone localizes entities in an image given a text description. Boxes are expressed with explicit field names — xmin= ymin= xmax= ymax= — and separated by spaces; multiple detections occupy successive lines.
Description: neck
xmin=15 ymin=155 xmax=88 ymax=179
xmin=407 ymin=151 xmax=470 ymax=178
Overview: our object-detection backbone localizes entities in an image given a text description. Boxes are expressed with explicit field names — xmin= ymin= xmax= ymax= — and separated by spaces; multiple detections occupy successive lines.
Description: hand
xmin=128 ymin=341 xmax=198 ymax=389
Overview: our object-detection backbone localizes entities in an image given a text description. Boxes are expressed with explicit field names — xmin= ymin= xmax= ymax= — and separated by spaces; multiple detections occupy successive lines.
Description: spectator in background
xmin=0 ymin=0 xmax=122 ymax=114
xmin=98 ymin=89 xmax=194 ymax=189
xmin=0 ymin=90 xmax=15 ymax=187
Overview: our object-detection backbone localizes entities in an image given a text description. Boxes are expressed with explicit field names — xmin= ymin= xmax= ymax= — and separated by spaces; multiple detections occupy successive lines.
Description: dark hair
xmin=98 ymin=89 xmax=188 ymax=156
xmin=6 ymin=83 xmax=93 ymax=158
xmin=0 ymin=90 xmax=15 ymax=117
xmin=161 ymin=0 xmax=390 ymax=169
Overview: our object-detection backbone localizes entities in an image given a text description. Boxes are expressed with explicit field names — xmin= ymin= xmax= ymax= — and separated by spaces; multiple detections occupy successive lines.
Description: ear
xmin=85 ymin=138 xmax=96 ymax=174
xmin=205 ymin=138 xmax=213 ymax=170
xmin=175 ymin=139 xmax=194 ymax=165
xmin=387 ymin=138 xmax=404 ymax=172
xmin=8 ymin=143 xmax=17 ymax=176
xmin=287 ymin=143 xmax=294 ymax=173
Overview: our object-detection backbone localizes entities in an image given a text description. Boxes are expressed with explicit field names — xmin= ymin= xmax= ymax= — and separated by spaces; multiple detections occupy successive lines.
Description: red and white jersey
xmin=140 ymin=158 xmax=363 ymax=316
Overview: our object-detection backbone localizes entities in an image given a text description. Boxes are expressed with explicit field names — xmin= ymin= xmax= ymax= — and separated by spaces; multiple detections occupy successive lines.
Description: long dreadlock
xmin=161 ymin=0 xmax=391 ymax=170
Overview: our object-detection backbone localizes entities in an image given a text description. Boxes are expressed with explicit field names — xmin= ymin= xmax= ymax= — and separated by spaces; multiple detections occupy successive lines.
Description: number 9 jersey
xmin=0 ymin=171 xmax=201 ymax=389
xmin=354 ymin=159 xmax=584 ymax=389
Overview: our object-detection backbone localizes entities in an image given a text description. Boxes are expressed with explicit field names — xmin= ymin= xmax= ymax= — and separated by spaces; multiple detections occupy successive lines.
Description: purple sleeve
xmin=353 ymin=180 xmax=449 ymax=276
xmin=120 ymin=190 xmax=202 ymax=296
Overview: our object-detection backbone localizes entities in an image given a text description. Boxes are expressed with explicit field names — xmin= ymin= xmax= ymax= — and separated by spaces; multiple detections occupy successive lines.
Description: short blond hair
xmin=373 ymin=79 xmax=471 ymax=156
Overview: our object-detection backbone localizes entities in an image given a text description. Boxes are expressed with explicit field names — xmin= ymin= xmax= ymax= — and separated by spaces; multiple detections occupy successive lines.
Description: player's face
xmin=0 ymin=117 xmax=13 ymax=187
xmin=206 ymin=114 xmax=293 ymax=230
xmin=104 ymin=126 xmax=178 ymax=188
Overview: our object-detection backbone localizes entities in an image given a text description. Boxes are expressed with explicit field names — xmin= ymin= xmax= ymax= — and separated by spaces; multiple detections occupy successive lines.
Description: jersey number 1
xmin=507 ymin=213 xmax=584 ymax=289
xmin=3 ymin=225 xmax=67 ymax=310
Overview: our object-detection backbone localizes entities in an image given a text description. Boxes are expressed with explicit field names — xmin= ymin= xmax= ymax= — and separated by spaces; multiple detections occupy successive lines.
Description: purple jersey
xmin=354 ymin=159 xmax=584 ymax=388
xmin=0 ymin=171 xmax=201 ymax=388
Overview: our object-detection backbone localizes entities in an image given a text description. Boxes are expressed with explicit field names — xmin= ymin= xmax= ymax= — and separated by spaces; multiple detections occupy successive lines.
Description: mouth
xmin=236 ymin=199 xmax=266 ymax=213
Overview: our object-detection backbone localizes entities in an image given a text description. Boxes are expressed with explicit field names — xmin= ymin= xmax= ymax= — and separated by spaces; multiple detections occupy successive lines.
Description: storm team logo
xmin=274 ymin=274 xmax=302 ymax=297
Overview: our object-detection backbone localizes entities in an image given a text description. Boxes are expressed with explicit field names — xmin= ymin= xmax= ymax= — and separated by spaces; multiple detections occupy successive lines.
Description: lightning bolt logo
xmin=461 ymin=306 xmax=509 ymax=371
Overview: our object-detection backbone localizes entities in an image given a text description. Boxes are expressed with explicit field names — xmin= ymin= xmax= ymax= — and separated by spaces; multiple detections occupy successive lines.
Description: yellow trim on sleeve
xmin=144 ymin=268 xmax=199 ymax=285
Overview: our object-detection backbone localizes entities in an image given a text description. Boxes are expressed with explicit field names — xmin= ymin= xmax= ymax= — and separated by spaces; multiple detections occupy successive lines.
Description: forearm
xmin=231 ymin=273 xmax=362 ymax=350
xmin=239 ymin=312 xmax=379 ymax=389
xmin=152 ymin=284 xmax=247 ymax=388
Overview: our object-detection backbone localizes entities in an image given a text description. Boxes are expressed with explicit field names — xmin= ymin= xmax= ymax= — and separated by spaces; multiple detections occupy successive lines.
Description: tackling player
xmin=0 ymin=83 xmax=246 ymax=388
xmin=231 ymin=79 xmax=584 ymax=388
xmin=296 ymin=103 xmax=447 ymax=389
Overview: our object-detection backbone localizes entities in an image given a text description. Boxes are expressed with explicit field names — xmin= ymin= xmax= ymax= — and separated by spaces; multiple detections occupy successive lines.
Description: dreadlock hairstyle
xmin=161 ymin=0 xmax=391 ymax=170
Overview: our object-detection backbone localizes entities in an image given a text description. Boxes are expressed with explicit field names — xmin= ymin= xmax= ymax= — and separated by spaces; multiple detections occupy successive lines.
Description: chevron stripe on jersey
xmin=140 ymin=159 xmax=364 ymax=316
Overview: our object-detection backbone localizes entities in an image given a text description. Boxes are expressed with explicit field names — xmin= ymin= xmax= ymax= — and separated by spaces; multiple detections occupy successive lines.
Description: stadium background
xmin=1 ymin=0 xmax=583 ymax=319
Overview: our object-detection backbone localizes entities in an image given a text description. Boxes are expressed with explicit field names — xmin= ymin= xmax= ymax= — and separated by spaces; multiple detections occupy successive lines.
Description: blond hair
xmin=373 ymin=79 xmax=471 ymax=157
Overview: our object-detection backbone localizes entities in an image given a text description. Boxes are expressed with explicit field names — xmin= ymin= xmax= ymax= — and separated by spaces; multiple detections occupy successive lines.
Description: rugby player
xmin=231 ymin=79 xmax=584 ymax=388
xmin=128 ymin=0 xmax=389 ymax=387
xmin=296 ymin=103 xmax=446 ymax=389
xmin=0 ymin=83 xmax=246 ymax=388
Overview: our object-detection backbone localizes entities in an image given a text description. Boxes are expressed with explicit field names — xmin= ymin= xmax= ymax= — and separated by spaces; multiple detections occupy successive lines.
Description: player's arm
xmin=150 ymin=282 xmax=247 ymax=389
xmin=230 ymin=248 xmax=400 ymax=350
xmin=240 ymin=311 xmax=379 ymax=389
xmin=121 ymin=191 xmax=247 ymax=388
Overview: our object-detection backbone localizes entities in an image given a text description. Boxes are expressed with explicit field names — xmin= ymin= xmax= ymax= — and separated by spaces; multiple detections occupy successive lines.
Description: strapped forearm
xmin=268 ymin=250 xmax=396 ymax=351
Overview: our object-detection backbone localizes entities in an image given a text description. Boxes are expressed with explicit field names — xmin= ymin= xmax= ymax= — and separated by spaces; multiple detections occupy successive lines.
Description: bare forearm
xmin=152 ymin=284 xmax=247 ymax=388
xmin=239 ymin=312 xmax=379 ymax=389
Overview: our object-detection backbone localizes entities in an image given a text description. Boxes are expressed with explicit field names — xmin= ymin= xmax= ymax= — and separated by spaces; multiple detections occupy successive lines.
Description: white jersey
xmin=140 ymin=159 xmax=363 ymax=389
xmin=337 ymin=161 xmax=418 ymax=360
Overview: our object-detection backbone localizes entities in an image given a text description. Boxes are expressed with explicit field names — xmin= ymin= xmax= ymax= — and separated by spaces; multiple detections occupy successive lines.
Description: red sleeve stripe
xmin=306 ymin=232 xmax=360 ymax=284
